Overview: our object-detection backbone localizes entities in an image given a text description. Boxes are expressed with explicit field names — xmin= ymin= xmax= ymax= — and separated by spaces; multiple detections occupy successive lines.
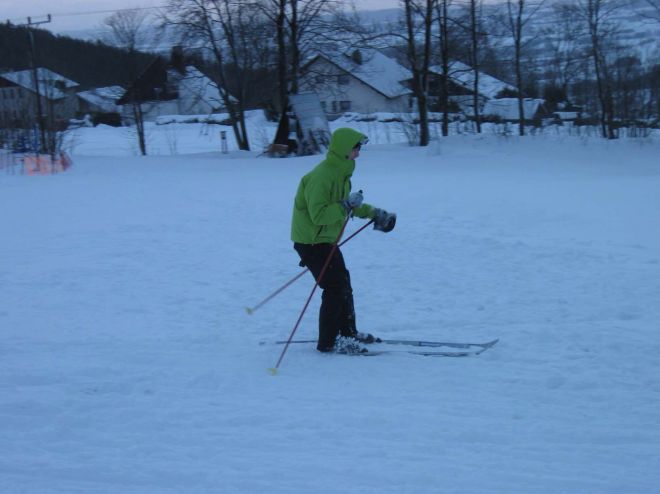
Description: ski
xmin=376 ymin=338 xmax=498 ymax=351
xmin=261 ymin=338 xmax=498 ymax=349
xmin=260 ymin=338 xmax=499 ymax=357
xmin=340 ymin=339 xmax=498 ymax=357
xmin=347 ymin=349 xmax=489 ymax=357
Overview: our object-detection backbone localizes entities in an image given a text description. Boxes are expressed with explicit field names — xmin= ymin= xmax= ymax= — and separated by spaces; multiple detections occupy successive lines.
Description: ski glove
xmin=341 ymin=190 xmax=364 ymax=213
xmin=373 ymin=208 xmax=396 ymax=233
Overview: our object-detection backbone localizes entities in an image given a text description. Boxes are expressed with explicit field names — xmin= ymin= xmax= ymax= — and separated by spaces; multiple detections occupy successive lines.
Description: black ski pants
xmin=293 ymin=243 xmax=357 ymax=352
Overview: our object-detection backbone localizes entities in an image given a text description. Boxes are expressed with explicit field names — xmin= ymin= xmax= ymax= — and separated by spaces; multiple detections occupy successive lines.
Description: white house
xmin=141 ymin=66 xmax=226 ymax=120
xmin=429 ymin=61 xmax=516 ymax=113
xmin=0 ymin=68 xmax=79 ymax=128
xmin=300 ymin=49 xmax=413 ymax=116
xmin=77 ymin=86 xmax=124 ymax=115
xmin=482 ymin=98 xmax=549 ymax=123
xmin=118 ymin=58 xmax=229 ymax=123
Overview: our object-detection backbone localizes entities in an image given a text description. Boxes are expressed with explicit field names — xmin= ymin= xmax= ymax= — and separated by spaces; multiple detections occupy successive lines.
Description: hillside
xmin=357 ymin=2 xmax=660 ymax=68
xmin=0 ymin=23 xmax=156 ymax=89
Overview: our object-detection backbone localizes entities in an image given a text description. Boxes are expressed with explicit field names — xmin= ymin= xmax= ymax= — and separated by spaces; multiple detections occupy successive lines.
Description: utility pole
xmin=16 ymin=15 xmax=51 ymax=153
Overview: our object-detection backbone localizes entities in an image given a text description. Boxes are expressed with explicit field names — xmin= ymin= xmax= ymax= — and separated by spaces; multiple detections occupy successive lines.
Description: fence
xmin=1 ymin=151 xmax=73 ymax=175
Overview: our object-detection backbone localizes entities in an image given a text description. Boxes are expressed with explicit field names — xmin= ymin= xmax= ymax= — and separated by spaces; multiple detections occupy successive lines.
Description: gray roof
xmin=429 ymin=61 xmax=515 ymax=99
xmin=77 ymin=86 xmax=124 ymax=112
xmin=0 ymin=68 xmax=79 ymax=100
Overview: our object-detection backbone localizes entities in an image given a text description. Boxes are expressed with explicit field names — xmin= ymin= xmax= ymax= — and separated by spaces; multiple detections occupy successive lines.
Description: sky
xmin=2 ymin=0 xmax=401 ymax=33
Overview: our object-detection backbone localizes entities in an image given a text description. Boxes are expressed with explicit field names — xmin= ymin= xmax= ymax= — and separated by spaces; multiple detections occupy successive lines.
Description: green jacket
xmin=291 ymin=128 xmax=374 ymax=244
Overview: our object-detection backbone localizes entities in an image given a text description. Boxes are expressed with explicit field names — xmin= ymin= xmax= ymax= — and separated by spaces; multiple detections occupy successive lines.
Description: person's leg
xmin=338 ymin=270 xmax=357 ymax=338
xmin=294 ymin=243 xmax=351 ymax=352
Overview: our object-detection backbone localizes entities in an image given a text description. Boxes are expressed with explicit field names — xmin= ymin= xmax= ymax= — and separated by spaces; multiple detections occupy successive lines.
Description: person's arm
xmin=305 ymin=180 xmax=347 ymax=225
xmin=352 ymin=203 xmax=375 ymax=219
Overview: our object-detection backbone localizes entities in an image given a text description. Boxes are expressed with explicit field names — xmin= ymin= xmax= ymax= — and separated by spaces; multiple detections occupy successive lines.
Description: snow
xmin=2 ymin=120 xmax=660 ymax=493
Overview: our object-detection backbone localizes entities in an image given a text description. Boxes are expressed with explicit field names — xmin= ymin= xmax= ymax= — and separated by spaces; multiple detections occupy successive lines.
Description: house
xmin=76 ymin=86 xmax=124 ymax=126
xmin=0 ymin=68 xmax=79 ymax=128
xmin=77 ymin=86 xmax=124 ymax=114
xmin=300 ymin=49 xmax=413 ymax=117
xmin=552 ymin=102 xmax=583 ymax=123
xmin=553 ymin=111 xmax=581 ymax=122
xmin=117 ymin=49 xmax=228 ymax=122
xmin=428 ymin=61 xmax=516 ymax=113
xmin=482 ymin=98 xmax=550 ymax=124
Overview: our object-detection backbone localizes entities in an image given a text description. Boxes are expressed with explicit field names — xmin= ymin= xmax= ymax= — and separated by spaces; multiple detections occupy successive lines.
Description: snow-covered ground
xmin=2 ymin=122 xmax=660 ymax=493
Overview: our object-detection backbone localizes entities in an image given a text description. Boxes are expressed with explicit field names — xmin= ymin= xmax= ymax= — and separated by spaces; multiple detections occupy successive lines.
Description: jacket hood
xmin=327 ymin=127 xmax=366 ymax=163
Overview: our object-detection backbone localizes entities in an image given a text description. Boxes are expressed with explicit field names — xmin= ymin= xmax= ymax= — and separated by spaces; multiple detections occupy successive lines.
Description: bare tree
xmin=612 ymin=51 xmax=644 ymax=124
xmin=289 ymin=0 xmax=341 ymax=93
xmin=576 ymin=0 xmax=621 ymax=139
xmin=544 ymin=2 xmax=585 ymax=102
xmin=39 ymin=73 xmax=69 ymax=159
xmin=165 ymin=0 xmax=271 ymax=150
xmin=467 ymin=0 xmax=484 ymax=133
xmin=504 ymin=0 xmax=546 ymax=136
xmin=649 ymin=64 xmax=660 ymax=120
xmin=258 ymin=0 xmax=288 ymax=111
xmin=403 ymin=0 xmax=437 ymax=146
xmin=104 ymin=9 xmax=151 ymax=155
xmin=436 ymin=0 xmax=451 ymax=137
xmin=257 ymin=0 xmax=338 ymax=113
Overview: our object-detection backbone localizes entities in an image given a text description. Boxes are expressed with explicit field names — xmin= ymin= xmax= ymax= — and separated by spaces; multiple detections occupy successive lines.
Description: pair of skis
xmin=261 ymin=338 xmax=499 ymax=357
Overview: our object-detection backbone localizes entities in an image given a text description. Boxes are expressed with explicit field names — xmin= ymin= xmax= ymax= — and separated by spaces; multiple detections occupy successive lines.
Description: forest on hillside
xmin=0 ymin=23 xmax=156 ymax=90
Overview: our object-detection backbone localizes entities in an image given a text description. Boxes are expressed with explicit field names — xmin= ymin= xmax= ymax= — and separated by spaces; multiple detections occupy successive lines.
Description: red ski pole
xmin=269 ymin=216 xmax=351 ymax=375
xmin=246 ymin=219 xmax=373 ymax=315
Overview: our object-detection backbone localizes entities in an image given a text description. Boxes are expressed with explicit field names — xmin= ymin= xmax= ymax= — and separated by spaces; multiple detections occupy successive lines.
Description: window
xmin=321 ymin=101 xmax=327 ymax=111
xmin=340 ymin=101 xmax=351 ymax=111
xmin=337 ymin=74 xmax=350 ymax=85
xmin=331 ymin=101 xmax=337 ymax=113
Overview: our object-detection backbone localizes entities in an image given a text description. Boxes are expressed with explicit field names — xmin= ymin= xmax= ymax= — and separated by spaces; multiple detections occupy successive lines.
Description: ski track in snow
xmin=1 ymin=131 xmax=660 ymax=493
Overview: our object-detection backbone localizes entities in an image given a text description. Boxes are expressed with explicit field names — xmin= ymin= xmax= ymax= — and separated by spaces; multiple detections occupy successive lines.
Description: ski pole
xmin=268 ymin=216 xmax=351 ymax=375
xmin=246 ymin=218 xmax=374 ymax=315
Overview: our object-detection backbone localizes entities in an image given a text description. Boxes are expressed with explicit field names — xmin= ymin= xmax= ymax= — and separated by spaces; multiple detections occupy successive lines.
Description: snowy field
xmin=1 ymin=121 xmax=660 ymax=493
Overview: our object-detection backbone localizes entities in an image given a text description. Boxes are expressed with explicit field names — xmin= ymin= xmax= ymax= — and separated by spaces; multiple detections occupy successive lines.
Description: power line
xmin=6 ymin=4 xmax=166 ymax=24
xmin=51 ymin=5 xmax=166 ymax=18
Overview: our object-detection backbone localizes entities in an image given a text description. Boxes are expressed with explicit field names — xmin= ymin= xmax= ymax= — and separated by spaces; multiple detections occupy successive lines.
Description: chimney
xmin=170 ymin=45 xmax=186 ymax=74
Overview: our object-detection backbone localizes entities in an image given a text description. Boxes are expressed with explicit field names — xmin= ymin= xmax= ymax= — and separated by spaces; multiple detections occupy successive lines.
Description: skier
xmin=291 ymin=127 xmax=396 ymax=354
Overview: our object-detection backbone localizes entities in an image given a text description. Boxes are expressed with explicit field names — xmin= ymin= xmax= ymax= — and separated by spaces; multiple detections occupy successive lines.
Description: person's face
xmin=349 ymin=145 xmax=361 ymax=160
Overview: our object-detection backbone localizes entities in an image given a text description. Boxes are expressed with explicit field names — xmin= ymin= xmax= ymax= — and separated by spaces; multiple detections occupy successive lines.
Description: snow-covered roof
xmin=483 ymin=98 xmax=546 ymax=120
xmin=310 ymin=50 xmax=412 ymax=99
xmin=0 ymin=68 xmax=79 ymax=100
xmin=77 ymin=86 xmax=124 ymax=112
xmin=171 ymin=66 xmax=236 ymax=106
xmin=430 ymin=61 xmax=515 ymax=99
